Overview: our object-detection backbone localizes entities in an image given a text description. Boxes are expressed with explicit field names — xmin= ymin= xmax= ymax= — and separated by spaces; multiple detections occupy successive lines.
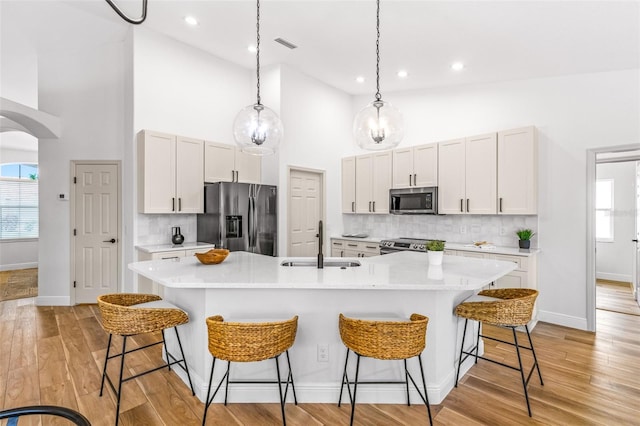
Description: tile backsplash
xmin=342 ymin=214 xmax=538 ymax=248
xmin=136 ymin=214 xmax=197 ymax=246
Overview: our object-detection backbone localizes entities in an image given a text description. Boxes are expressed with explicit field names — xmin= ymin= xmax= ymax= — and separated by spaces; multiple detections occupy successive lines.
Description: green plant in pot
xmin=516 ymin=229 xmax=535 ymax=249
xmin=426 ymin=240 xmax=445 ymax=265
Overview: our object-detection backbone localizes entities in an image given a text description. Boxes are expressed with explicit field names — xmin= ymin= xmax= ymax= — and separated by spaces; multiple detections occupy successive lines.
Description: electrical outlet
xmin=460 ymin=225 xmax=467 ymax=234
xmin=317 ymin=344 xmax=329 ymax=362
xmin=500 ymin=227 xmax=508 ymax=236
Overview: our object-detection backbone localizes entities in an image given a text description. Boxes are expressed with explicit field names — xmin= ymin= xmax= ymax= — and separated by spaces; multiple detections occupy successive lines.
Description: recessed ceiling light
xmin=397 ymin=70 xmax=408 ymax=78
xmin=184 ymin=16 xmax=198 ymax=26
xmin=356 ymin=76 xmax=365 ymax=83
xmin=247 ymin=45 xmax=257 ymax=53
xmin=451 ymin=62 xmax=465 ymax=71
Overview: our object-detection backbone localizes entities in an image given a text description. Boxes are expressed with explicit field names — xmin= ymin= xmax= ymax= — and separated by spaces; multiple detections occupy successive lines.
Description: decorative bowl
xmin=194 ymin=249 xmax=230 ymax=265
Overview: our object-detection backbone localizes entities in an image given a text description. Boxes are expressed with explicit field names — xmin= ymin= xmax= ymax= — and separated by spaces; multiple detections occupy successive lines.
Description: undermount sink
xmin=280 ymin=260 xmax=361 ymax=268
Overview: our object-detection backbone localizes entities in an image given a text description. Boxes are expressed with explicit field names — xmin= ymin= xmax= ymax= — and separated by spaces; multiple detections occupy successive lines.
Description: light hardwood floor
xmin=1 ymin=298 xmax=639 ymax=425
xmin=596 ymin=279 xmax=640 ymax=316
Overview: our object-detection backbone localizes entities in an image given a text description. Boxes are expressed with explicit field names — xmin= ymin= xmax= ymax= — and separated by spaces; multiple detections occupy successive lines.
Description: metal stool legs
xmin=202 ymin=350 xmax=297 ymax=426
xmin=338 ymin=348 xmax=432 ymax=426
xmin=455 ymin=319 xmax=544 ymax=417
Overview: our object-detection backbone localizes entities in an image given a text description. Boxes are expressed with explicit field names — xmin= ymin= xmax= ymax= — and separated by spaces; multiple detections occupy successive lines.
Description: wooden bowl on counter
xmin=194 ymin=249 xmax=230 ymax=265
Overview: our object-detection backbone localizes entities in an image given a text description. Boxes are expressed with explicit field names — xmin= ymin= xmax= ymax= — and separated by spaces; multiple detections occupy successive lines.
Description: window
xmin=595 ymin=179 xmax=614 ymax=242
xmin=0 ymin=164 xmax=39 ymax=240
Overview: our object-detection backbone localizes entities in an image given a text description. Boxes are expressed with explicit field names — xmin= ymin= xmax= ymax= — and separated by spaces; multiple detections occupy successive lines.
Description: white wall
xmin=352 ymin=69 xmax=640 ymax=329
xmin=0 ymin=147 xmax=38 ymax=164
xmin=596 ymin=162 xmax=635 ymax=282
xmin=277 ymin=65 xmax=354 ymax=254
xmin=37 ymin=42 xmax=126 ymax=305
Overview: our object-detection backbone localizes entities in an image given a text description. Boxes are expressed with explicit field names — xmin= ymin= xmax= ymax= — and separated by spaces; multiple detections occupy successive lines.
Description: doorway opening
xmin=287 ymin=167 xmax=325 ymax=257
xmin=588 ymin=147 xmax=640 ymax=330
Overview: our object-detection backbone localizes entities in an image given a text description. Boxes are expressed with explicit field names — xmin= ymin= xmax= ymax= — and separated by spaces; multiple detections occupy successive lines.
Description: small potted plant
xmin=516 ymin=229 xmax=535 ymax=249
xmin=426 ymin=240 xmax=445 ymax=265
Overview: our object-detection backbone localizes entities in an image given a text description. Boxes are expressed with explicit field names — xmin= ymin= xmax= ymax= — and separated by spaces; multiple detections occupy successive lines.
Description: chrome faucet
xmin=317 ymin=220 xmax=324 ymax=269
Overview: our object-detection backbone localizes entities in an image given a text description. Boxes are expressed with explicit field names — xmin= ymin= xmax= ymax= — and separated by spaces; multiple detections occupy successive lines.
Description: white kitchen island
xmin=128 ymin=251 xmax=517 ymax=405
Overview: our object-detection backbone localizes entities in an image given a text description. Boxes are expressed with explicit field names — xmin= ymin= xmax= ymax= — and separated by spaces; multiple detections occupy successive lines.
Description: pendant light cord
xmin=375 ymin=0 xmax=382 ymax=102
xmin=105 ymin=0 xmax=148 ymax=25
xmin=256 ymin=0 xmax=262 ymax=106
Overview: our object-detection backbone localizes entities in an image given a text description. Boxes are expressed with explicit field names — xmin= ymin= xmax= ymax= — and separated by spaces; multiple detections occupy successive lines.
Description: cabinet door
xmin=392 ymin=148 xmax=414 ymax=189
xmin=331 ymin=239 xmax=345 ymax=257
xmin=138 ymin=130 xmax=176 ymax=213
xmin=235 ymin=150 xmax=261 ymax=184
xmin=495 ymin=271 xmax=527 ymax=289
xmin=465 ymin=133 xmax=497 ymax=214
xmin=413 ymin=144 xmax=438 ymax=187
xmin=204 ymin=141 xmax=235 ymax=183
xmin=371 ymin=151 xmax=392 ymax=214
xmin=176 ymin=137 xmax=204 ymax=214
xmin=438 ymin=139 xmax=466 ymax=214
xmin=355 ymin=155 xmax=373 ymax=213
xmin=498 ymin=127 xmax=537 ymax=214
xmin=341 ymin=157 xmax=356 ymax=213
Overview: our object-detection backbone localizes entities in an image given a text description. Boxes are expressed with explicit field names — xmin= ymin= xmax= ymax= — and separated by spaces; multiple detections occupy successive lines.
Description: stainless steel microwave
xmin=389 ymin=187 xmax=438 ymax=214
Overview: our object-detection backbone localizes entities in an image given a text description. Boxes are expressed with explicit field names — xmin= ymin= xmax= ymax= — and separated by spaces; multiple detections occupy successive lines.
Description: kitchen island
xmin=128 ymin=251 xmax=517 ymax=404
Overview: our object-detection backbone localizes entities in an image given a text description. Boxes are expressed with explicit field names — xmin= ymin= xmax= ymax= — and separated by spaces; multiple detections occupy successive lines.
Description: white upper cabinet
xmin=204 ymin=141 xmax=261 ymax=184
xmin=497 ymin=126 xmax=538 ymax=214
xmin=438 ymin=134 xmax=497 ymax=215
xmin=354 ymin=151 xmax=392 ymax=214
xmin=138 ymin=130 xmax=203 ymax=214
xmin=392 ymin=143 xmax=438 ymax=188
xmin=342 ymin=156 xmax=356 ymax=213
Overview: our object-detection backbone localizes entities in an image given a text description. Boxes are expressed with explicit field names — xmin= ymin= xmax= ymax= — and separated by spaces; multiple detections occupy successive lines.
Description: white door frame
xmin=586 ymin=144 xmax=640 ymax=331
xmin=286 ymin=166 xmax=326 ymax=257
xmin=70 ymin=160 xmax=122 ymax=305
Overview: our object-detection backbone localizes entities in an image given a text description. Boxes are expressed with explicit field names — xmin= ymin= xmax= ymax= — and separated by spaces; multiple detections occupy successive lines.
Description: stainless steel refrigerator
xmin=197 ymin=182 xmax=277 ymax=256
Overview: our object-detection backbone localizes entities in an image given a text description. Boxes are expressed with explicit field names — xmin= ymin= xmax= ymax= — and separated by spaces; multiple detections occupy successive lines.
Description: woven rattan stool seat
xmin=454 ymin=288 xmax=543 ymax=417
xmin=338 ymin=313 xmax=432 ymax=426
xmin=96 ymin=293 xmax=194 ymax=426
xmin=203 ymin=315 xmax=299 ymax=426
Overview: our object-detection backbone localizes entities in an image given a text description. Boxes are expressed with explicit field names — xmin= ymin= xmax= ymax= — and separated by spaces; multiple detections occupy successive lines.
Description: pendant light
xmin=233 ymin=0 xmax=283 ymax=156
xmin=353 ymin=0 xmax=404 ymax=151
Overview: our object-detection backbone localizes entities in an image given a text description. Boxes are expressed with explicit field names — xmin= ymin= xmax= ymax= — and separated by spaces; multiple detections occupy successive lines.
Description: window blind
xmin=0 ymin=178 xmax=39 ymax=239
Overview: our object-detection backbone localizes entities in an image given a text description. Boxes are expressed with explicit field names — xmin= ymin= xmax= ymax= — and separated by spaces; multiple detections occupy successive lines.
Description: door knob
xmin=633 ymin=239 xmax=639 ymax=243
xmin=103 ymin=238 xmax=117 ymax=243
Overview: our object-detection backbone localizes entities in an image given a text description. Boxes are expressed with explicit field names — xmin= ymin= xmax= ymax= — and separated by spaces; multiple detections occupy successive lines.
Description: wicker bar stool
xmin=454 ymin=288 xmax=543 ymax=416
xmin=97 ymin=294 xmax=195 ymax=426
xmin=338 ymin=313 xmax=432 ymax=426
xmin=203 ymin=315 xmax=298 ymax=426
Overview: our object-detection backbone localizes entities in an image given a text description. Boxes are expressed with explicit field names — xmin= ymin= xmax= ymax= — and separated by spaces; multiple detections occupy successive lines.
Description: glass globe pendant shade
xmin=353 ymin=99 xmax=404 ymax=151
xmin=233 ymin=103 xmax=283 ymax=156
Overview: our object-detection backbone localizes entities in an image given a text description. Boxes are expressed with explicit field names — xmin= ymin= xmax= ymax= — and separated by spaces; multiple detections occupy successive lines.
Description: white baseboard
xmin=0 ymin=262 xmax=38 ymax=271
xmin=596 ymin=272 xmax=632 ymax=283
xmin=36 ymin=296 xmax=71 ymax=306
xmin=537 ymin=310 xmax=588 ymax=331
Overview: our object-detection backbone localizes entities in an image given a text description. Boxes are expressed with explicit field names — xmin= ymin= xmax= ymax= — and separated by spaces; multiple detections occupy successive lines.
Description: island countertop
xmin=128 ymin=250 xmax=517 ymax=291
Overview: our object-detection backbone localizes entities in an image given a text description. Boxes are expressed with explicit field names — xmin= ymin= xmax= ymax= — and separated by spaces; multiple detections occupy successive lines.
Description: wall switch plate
xmin=317 ymin=344 xmax=329 ymax=362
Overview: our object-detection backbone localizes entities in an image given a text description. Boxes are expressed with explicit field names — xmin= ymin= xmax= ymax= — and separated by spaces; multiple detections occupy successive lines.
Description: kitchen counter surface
xmin=446 ymin=242 xmax=540 ymax=256
xmin=129 ymin=250 xmax=516 ymax=291
xmin=135 ymin=242 xmax=216 ymax=254
xmin=331 ymin=235 xmax=383 ymax=243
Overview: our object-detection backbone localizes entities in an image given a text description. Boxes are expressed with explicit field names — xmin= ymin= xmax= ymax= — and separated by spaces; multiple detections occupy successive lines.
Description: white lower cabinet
xmin=137 ymin=246 xmax=214 ymax=295
xmin=331 ymin=239 xmax=380 ymax=257
xmin=446 ymin=250 xmax=537 ymax=291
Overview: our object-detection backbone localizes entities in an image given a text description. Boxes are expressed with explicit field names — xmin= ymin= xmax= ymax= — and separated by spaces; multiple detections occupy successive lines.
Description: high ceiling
xmin=2 ymin=0 xmax=639 ymax=97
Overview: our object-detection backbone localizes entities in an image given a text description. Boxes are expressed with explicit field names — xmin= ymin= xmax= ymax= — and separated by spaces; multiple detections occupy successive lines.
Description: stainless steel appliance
xmin=379 ymin=237 xmax=443 ymax=255
xmin=197 ymin=182 xmax=277 ymax=256
xmin=389 ymin=187 xmax=437 ymax=214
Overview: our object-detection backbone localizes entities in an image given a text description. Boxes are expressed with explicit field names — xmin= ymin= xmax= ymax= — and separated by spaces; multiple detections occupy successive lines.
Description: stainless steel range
xmin=379 ymin=237 xmax=444 ymax=255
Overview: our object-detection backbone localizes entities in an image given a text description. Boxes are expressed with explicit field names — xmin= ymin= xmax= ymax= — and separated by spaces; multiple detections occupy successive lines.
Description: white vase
xmin=427 ymin=264 xmax=443 ymax=280
xmin=427 ymin=250 xmax=443 ymax=266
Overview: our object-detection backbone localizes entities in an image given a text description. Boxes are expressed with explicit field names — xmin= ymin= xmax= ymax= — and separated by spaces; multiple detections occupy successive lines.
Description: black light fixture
xmin=353 ymin=0 xmax=404 ymax=150
xmin=232 ymin=0 xmax=283 ymax=156
xmin=105 ymin=0 xmax=148 ymax=25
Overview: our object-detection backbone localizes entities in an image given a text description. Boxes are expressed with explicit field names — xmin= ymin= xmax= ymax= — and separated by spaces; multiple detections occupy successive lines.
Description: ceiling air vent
xmin=274 ymin=38 xmax=298 ymax=50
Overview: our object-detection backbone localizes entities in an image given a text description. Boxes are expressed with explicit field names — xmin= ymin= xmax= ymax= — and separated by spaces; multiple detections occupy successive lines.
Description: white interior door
xmin=288 ymin=169 xmax=323 ymax=257
xmin=635 ymin=162 xmax=640 ymax=304
xmin=73 ymin=163 xmax=120 ymax=303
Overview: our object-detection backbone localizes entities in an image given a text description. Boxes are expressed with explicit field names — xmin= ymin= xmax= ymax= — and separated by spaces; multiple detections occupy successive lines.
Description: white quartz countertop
xmin=136 ymin=242 xmax=216 ymax=254
xmin=445 ymin=242 xmax=540 ymax=257
xmin=331 ymin=235 xmax=383 ymax=243
xmin=128 ymin=251 xmax=516 ymax=291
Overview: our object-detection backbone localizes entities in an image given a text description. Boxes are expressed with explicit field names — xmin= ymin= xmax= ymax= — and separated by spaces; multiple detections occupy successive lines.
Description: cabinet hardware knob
xmin=178 ymin=198 xmax=182 ymax=211
xmin=413 ymin=173 xmax=417 ymax=186
xmin=372 ymin=201 xmax=375 ymax=212
xmin=352 ymin=201 xmax=355 ymax=212
xmin=460 ymin=199 xmax=463 ymax=212
xmin=172 ymin=197 xmax=175 ymax=212
xmin=466 ymin=199 xmax=470 ymax=213
xmin=499 ymin=197 xmax=503 ymax=213
xmin=409 ymin=174 xmax=412 ymax=186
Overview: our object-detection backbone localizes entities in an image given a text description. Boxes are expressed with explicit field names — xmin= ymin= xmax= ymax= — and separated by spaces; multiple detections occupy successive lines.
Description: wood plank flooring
xmin=1 ymin=298 xmax=640 ymax=425
xmin=596 ymin=279 xmax=640 ymax=316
